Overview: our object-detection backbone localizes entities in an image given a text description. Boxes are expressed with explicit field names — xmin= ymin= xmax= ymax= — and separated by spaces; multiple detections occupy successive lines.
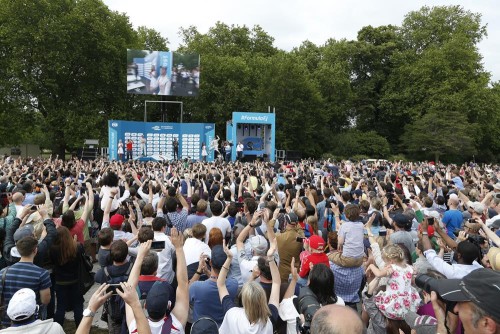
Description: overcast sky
xmin=104 ymin=0 xmax=499 ymax=82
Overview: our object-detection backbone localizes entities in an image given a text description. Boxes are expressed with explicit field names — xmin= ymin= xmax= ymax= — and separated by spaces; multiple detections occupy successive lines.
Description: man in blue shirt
xmin=0 ymin=236 xmax=52 ymax=327
xmin=442 ymin=194 xmax=463 ymax=238
xmin=189 ymin=245 xmax=238 ymax=325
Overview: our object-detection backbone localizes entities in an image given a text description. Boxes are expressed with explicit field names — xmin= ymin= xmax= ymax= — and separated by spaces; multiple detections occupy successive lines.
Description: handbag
xmin=78 ymin=247 xmax=95 ymax=295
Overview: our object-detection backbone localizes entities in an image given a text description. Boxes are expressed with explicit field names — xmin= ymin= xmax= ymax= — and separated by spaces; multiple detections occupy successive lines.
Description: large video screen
xmin=127 ymin=50 xmax=200 ymax=97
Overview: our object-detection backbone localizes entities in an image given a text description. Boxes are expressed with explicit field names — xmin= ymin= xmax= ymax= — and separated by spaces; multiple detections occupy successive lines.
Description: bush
xmin=331 ymin=130 xmax=391 ymax=158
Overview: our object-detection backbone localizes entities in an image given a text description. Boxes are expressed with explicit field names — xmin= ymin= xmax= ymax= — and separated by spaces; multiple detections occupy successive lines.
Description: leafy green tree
xmin=380 ymin=5 xmax=490 ymax=159
xmin=402 ymin=109 xmax=476 ymax=162
xmin=0 ymin=0 xmax=138 ymax=156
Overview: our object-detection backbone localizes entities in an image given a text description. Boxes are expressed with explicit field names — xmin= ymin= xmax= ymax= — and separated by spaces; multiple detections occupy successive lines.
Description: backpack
xmin=103 ymin=263 xmax=133 ymax=323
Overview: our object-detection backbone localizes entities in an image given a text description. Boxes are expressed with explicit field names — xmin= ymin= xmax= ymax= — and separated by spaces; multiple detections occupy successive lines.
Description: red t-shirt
xmin=126 ymin=142 xmax=133 ymax=151
xmin=54 ymin=218 xmax=85 ymax=244
xmin=299 ymin=252 xmax=329 ymax=278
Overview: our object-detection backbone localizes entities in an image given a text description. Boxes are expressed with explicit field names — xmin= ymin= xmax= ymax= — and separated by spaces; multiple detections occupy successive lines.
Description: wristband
xmin=422 ymin=232 xmax=428 ymax=235
xmin=222 ymin=266 xmax=229 ymax=271
xmin=195 ymin=271 xmax=202 ymax=275
xmin=109 ymin=196 xmax=114 ymax=199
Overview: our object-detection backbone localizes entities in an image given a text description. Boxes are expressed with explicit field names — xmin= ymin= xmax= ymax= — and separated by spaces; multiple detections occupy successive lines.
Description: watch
xmin=83 ymin=308 xmax=96 ymax=318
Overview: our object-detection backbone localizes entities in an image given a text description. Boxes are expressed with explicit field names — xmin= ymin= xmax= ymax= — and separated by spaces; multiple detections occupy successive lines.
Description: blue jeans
xmin=55 ymin=282 xmax=84 ymax=327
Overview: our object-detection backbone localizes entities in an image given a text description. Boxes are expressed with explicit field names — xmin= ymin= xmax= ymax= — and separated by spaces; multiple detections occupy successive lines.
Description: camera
xmin=427 ymin=217 xmax=435 ymax=225
xmin=414 ymin=274 xmax=459 ymax=309
xmin=325 ymin=198 xmax=337 ymax=207
xmin=415 ymin=274 xmax=437 ymax=294
xmin=296 ymin=237 xmax=305 ymax=243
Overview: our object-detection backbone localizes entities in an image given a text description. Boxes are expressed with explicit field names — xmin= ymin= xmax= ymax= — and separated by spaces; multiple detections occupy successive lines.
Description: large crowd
xmin=0 ymin=156 xmax=499 ymax=334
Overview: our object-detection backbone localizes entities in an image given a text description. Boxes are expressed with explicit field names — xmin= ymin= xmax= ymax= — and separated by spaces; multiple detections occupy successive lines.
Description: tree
xmin=403 ymin=109 xmax=476 ymax=162
xmin=380 ymin=5 xmax=490 ymax=158
xmin=0 ymin=0 xmax=138 ymax=156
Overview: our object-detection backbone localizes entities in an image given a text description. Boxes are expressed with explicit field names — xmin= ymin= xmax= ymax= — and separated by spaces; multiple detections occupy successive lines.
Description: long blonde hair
xmin=241 ymin=281 xmax=270 ymax=325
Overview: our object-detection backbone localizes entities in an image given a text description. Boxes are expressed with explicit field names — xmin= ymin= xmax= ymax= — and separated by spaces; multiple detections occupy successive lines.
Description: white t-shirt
xmin=183 ymin=237 xmax=212 ymax=266
xmin=129 ymin=314 xmax=184 ymax=334
xmin=219 ymin=307 xmax=273 ymax=334
xmin=202 ymin=216 xmax=231 ymax=242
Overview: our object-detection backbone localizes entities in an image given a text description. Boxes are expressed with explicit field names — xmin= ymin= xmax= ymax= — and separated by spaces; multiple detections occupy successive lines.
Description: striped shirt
xmin=0 ymin=262 xmax=51 ymax=325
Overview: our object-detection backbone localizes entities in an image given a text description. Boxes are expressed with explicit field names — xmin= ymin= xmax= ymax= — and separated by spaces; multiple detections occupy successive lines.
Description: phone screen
xmin=151 ymin=241 xmax=165 ymax=250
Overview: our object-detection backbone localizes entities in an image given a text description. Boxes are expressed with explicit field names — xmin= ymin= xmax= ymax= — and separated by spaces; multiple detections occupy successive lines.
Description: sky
xmin=103 ymin=0 xmax=500 ymax=82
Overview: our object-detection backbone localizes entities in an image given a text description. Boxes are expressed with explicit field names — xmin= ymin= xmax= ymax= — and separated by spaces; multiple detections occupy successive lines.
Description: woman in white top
xmin=217 ymin=239 xmax=281 ymax=334
xmin=117 ymin=139 xmax=124 ymax=161
xmin=201 ymin=142 xmax=208 ymax=162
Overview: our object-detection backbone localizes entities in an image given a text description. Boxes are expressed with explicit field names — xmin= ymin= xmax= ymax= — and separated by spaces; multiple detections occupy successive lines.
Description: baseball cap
xmin=109 ymin=214 xmax=125 ymax=228
xmin=146 ymin=281 xmax=175 ymax=320
xmin=210 ymin=245 xmax=227 ymax=270
xmin=249 ymin=235 xmax=268 ymax=254
xmin=433 ymin=268 xmax=500 ymax=321
xmin=7 ymin=288 xmax=37 ymax=321
xmin=467 ymin=201 xmax=485 ymax=215
xmin=392 ymin=214 xmax=410 ymax=228
xmin=404 ymin=312 xmax=437 ymax=334
xmin=489 ymin=219 xmax=500 ymax=230
xmin=13 ymin=224 xmax=34 ymax=242
xmin=308 ymin=235 xmax=325 ymax=251
xmin=191 ymin=317 xmax=219 ymax=334
xmin=287 ymin=212 xmax=298 ymax=224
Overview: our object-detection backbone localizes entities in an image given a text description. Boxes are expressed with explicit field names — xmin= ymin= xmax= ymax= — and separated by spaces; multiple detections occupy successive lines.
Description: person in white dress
xmin=117 ymin=139 xmax=124 ymax=161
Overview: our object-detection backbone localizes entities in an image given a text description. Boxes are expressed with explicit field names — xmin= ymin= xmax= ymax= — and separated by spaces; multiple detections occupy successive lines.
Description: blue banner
xmin=108 ymin=120 xmax=215 ymax=161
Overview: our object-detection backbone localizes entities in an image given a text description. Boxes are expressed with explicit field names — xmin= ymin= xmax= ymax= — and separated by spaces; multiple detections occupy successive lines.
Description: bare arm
xmin=40 ymin=288 xmax=51 ymax=305
xmin=171 ymin=228 xmax=189 ymax=327
xmin=217 ymin=240 xmax=233 ymax=303
xmin=267 ymin=238 xmax=280 ymax=308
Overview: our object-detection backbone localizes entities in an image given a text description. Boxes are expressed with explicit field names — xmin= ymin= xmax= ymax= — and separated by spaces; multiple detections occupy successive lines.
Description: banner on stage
xmin=108 ymin=120 xmax=215 ymax=161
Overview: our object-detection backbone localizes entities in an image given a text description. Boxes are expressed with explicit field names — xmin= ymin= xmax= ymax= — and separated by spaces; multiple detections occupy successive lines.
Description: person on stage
xmin=201 ymin=142 xmax=208 ymax=162
xmin=236 ymin=141 xmax=244 ymax=161
xmin=140 ymin=135 xmax=147 ymax=157
xmin=117 ymin=139 xmax=124 ymax=161
xmin=210 ymin=135 xmax=220 ymax=160
xmin=173 ymin=138 xmax=179 ymax=160
xmin=126 ymin=139 xmax=133 ymax=160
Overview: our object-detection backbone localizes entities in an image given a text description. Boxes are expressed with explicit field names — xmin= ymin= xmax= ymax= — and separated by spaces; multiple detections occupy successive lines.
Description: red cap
xmin=110 ymin=214 xmax=125 ymax=228
xmin=308 ymin=235 xmax=325 ymax=251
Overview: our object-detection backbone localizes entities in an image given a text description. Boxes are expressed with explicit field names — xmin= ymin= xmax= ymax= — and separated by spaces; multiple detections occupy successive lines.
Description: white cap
xmin=467 ymin=201 xmax=485 ymax=214
xmin=249 ymin=235 xmax=268 ymax=254
xmin=7 ymin=288 xmax=37 ymax=321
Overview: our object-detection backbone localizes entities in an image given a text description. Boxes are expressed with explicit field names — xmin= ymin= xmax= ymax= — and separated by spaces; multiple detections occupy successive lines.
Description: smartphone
xmin=296 ymin=237 xmax=305 ymax=243
xmin=279 ymin=208 xmax=287 ymax=214
xmin=402 ymin=198 xmax=410 ymax=204
xmin=30 ymin=205 xmax=37 ymax=210
xmin=106 ymin=284 xmax=123 ymax=295
xmin=151 ymin=241 xmax=165 ymax=250
xmin=427 ymin=217 xmax=435 ymax=225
